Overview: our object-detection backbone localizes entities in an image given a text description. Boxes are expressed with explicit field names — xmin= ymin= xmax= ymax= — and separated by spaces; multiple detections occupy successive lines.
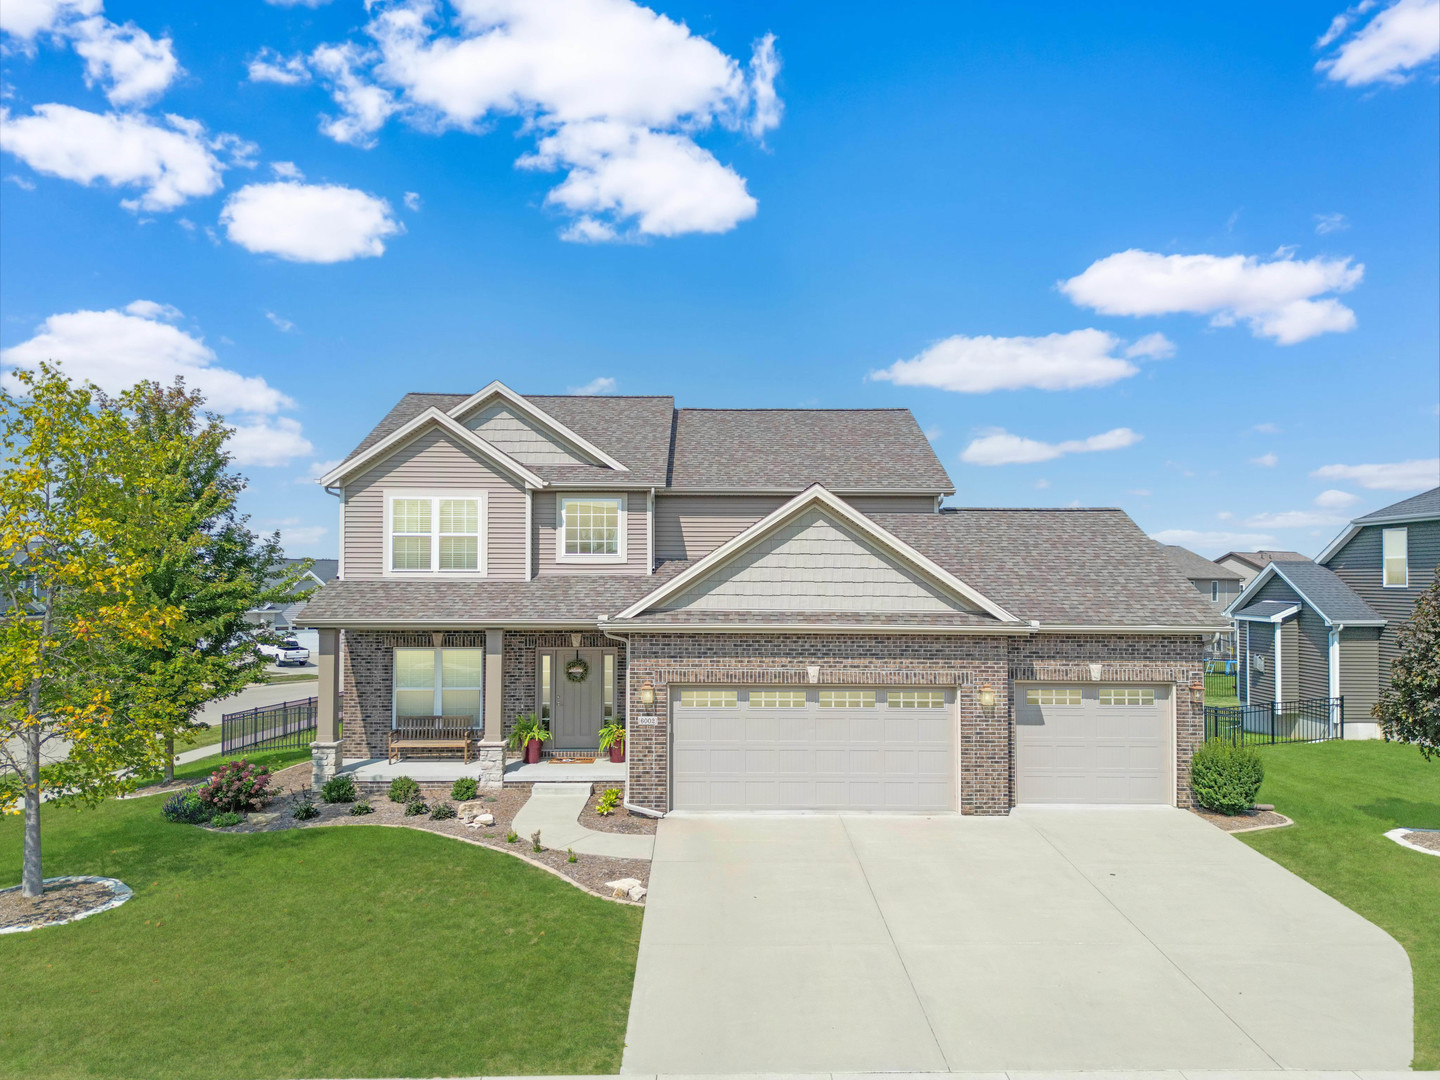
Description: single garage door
xmin=672 ymin=686 xmax=954 ymax=811
xmin=1015 ymin=684 xmax=1172 ymax=804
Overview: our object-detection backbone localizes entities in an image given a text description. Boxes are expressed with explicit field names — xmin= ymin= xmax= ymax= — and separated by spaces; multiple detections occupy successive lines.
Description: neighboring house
xmin=1215 ymin=549 xmax=1311 ymax=585
xmin=245 ymin=558 xmax=339 ymax=653
xmin=296 ymin=381 xmax=1224 ymax=813
xmin=1157 ymin=543 xmax=1243 ymax=660
xmin=1227 ymin=487 xmax=1440 ymax=737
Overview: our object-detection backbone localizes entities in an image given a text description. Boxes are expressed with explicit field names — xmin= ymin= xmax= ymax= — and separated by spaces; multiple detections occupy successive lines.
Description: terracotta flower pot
xmin=524 ymin=738 xmax=542 ymax=764
xmin=609 ymin=743 xmax=626 ymax=764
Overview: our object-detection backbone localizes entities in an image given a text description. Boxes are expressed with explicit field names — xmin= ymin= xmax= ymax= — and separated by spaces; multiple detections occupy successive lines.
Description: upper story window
xmin=387 ymin=493 xmax=486 ymax=575
xmin=1382 ymin=527 xmax=1408 ymax=587
xmin=1211 ymin=580 xmax=1220 ymax=602
xmin=557 ymin=495 xmax=625 ymax=563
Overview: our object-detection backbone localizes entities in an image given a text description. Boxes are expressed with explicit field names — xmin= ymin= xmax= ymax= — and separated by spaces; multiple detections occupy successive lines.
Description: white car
xmin=257 ymin=637 xmax=310 ymax=666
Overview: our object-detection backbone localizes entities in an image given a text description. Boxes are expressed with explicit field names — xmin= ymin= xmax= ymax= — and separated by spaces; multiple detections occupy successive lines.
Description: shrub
xmin=1191 ymin=738 xmax=1265 ymax=815
xmin=567 ymin=848 xmax=577 ymax=864
xmin=388 ymin=776 xmax=420 ymax=803
xmin=505 ymin=830 xmax=519 ymax=843
xmin=404 ymin=798 xmax=429 ymax=816
xmin=321 ymin=774 xmax=357 ymax=803
xmin=198 ymin=760 xmax=272 ymax=814
xmin=450 ymin=776 xmax=478 ymax=802
xmin=291 ymin=790 xmax=320 ymax=820
xmin=531 ymin=829 xmax=543 ymax=853
xmin=594 ymin=787 xmax=621 ymax=816
xmin=349 ymin=800 xmax=374 ymax=816
xmin=209 ymin=811 xmax=243 ymax=828
xmin=161 ymin=788 xmax=208 ymax=824
xmin=429 ymin=802 xmax=456 ymax=820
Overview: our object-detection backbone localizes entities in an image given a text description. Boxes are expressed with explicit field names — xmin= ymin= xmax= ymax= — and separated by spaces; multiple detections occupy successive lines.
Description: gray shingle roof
xmin=1353 ymin=485 xmax=1440 ymax=524
xmin=668 ymin=409 xmax=953 ymax=493
xmin=872 ymin=509 xmax=1224 ymax=627
xmin=1220 ymin=550 xmax=1312 ymax=571
xmin=1264 ymin=561 xmax=1384 ymax=623
xmin=1233 ymin=600 xmax=1301 ymax=620
xmin=606 ymin=610 xmax=1000 ymax=628
xmin=1157 ymin=543 xmax=1243 ymax=581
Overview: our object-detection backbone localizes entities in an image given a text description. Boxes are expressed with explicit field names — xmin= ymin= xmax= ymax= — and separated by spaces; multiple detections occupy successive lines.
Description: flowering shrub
xmin=291 ymin=790 xmax=320 ymax=820
xmin=162 ymin=788 xmax=209 ymax=824
xmin=198 ymin=760 xmax=272 ymax=814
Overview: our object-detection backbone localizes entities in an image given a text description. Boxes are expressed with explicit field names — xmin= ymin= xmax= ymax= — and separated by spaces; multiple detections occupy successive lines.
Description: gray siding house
xmin=1215 ymin=549 xmax=1311 ymax=585
xmin=1227 ymin=487 xmax=1440 ymax=737
xmin=297 ymin=381 xmax=1225 ymax=814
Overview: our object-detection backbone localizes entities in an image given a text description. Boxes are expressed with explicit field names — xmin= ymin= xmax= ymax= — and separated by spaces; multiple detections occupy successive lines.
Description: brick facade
xmin=499 ymin=630 xmax=626 ymax=740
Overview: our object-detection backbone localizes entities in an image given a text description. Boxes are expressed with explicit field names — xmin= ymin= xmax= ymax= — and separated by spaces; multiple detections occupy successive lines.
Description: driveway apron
xmin=620 ymin=808 xmax=1411 ymax=1075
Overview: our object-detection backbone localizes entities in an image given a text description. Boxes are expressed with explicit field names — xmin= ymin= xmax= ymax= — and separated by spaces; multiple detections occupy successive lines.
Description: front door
xmin=540 ymin=648 xmax=607 ymax=750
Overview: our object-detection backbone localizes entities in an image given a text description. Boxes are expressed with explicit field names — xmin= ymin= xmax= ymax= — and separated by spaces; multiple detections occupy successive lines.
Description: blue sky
xmin=3 ymin=0 xmax=1437 ymax=559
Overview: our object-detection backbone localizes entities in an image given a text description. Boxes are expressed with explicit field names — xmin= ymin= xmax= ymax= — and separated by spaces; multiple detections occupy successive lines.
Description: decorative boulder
xmin=605 ymin=877 xmax=646 ymax=901
xmin=456 ymin=801 xmax=493 ymax=824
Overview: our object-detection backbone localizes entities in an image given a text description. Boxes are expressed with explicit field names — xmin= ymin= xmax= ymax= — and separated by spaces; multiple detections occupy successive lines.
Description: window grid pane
xmin=392 ymin=499 xmax=431 ymax=533
xmin=395 ymin=649 xmax=436 ymax=689
xmin=679 ymin=689 xmax=739 ymax=708
xmin=888 ymin=690 xmax=946 ymax=708
xmin=1099 ymin=687 xmax=1155 ymax=706
xmin=564 ymin=499 xmax=620 ymax=556
xmin=819 ymin=689 xmax=876 ymax=708
xmin=439 ymin=536 xmax=478 ymax=571
xmin=751 ymin=690 xmax=807 ymax=708
xmin=438 ymin=499 xmax=478 ymax=535
xmin=392 ymin=535 xmax=431 ymax=571
xmin=1024 ymin=687 xmax=1082 ymax=706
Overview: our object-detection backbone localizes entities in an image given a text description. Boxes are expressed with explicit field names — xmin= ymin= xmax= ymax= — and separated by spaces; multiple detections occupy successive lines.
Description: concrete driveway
xmin=622 ymin=808 xmax=1412 ymax=1074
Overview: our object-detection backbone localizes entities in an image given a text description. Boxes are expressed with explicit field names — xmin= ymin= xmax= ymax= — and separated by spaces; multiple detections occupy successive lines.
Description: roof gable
xmin=447 ymin=382 xmax=628 ymax=472
xmin=1224 ymin=560 xmax=1384 ymax=626
xmin=319 ymin=407 xmax=545 ymax=489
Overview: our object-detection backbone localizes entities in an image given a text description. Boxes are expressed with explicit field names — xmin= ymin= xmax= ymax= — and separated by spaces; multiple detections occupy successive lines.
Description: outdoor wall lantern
xmin=978 ymin=684 xmax=996 ymax=709
xmin=1189 ymin=679 xmax=1206 ymax=704
xmin=638 ymin=680 xmax=656 ymax=706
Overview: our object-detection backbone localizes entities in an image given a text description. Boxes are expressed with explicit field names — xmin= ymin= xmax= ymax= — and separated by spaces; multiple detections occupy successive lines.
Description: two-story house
xmin=297 ymin=382 xmax=1224 ymax=815
xmin=1228 ymin=486 xmax=1440 ymax=737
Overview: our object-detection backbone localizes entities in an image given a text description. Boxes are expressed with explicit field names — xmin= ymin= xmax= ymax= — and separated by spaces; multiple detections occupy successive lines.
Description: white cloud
xmin=1060 ymin=248 xmax=1363 ymax=344
xmin=960 ymin=426 xmax=1142 ymax=466
xmin=1035 ymin=478 xmax=1051 ymax=489
xmin=265 ymin=311 xmax=295 ymax=332
xmin=1314 ymin=488 xmax=1360 ymax=509
xmin=1315 ymin=212 xmax=1349 ymax=234
xmin=1317 ymin=0 xmax=1440 ymax=86
xmin=1150 ymin=529 xmax=1278 ymax=553
xmin=296 ymin=459 xmax=343 ymax=484
xmin=1245 ymin=510 xmax=1347 ymax=529
xmin=264 ymin=519 xmax=329 ymax=548
xmin=1312 ymin=459 xmax=1440 ymax=490
xmin=1251 ymin=452 xmax=1279 ymax=467
xmin=923 ymin=426 xmax=942 ymax=442
xmin=0 ymin=0 xmax=100 ymax=41
xmin=270 ymin=160 xmax=303 ymax=180
xmin=225 ymin=417 xmax=315 ymax=467
xmin=403 ymin=190 xmax=421 ymax=210
xmin=870 ymin=329 xmax=1154 ymax=394
xmin=1217 ymin=511 xmax=1234 ymax=521
xmin=0 ymin=104 xmax=245 ymax=211
xmin=124 ymin=298 xmax=180 ymax=320
xmin=274 ymin=0 xmax=779 ymax=240
xmin=247 ymin=47 xmax=311 ymax=85
xmin=69 ymin=15 xmax=179 ymax=106
xmin=568 ymin=376 xmax=617 ymax=395
xmin=1129 ymin=488 xmax=1152 ymax=496
xmin=1124 ymin=332 xmax=1176 ymax=359
xmin=220 ymin=181 xmax=402 ymax=263
xmin=1252 ymin=422 xmax=1281 ymax=434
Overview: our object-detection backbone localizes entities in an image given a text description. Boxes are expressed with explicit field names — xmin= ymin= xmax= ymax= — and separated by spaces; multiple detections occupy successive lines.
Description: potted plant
xmin=507 ymin=713 xmax=551 ymax=764
xmin=598 ymin=720 xmax=626 ymax=763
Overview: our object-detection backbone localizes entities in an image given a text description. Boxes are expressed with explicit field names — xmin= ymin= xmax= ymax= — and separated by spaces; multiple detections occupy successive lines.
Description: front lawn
xmin=1242 ymin=741 xmax=1440 ymax=1069
xmin=0 ymin=757 xmax=642 ymax=1080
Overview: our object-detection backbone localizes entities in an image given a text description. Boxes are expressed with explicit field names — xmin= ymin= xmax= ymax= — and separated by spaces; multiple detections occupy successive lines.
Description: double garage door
xmin=672 ymin=687 xmax=953 ymax=811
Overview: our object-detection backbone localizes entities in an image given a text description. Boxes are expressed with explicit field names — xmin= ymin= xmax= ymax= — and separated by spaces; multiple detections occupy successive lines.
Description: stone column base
xmin=475 ymin=742 xmax=505 ymax=789
xmin=311 ymin=740 xmax=343 ymax=791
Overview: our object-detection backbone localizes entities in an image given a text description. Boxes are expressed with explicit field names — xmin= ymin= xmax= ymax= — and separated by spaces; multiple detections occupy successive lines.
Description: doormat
xmin=549 ymin=756 xmax=597 ymax=764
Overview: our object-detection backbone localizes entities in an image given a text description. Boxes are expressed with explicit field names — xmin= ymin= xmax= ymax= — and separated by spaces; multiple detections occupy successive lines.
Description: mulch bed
xmin=1402 ymin=830 xmax=1440 ymax=853
xmin=0 ymin=880 xmax=119 ymax=932
xmin=579 ymin=786 xmax=658 ymax=836
xmin=1191 ymin=807 xmax=1292 ymax=833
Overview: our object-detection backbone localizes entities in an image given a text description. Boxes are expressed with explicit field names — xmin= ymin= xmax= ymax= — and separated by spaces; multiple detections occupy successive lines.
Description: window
xmin=394 ymin=648 xmax=482 ymax=724
xmin=888 ymin=689 xmax=947 ymax=709
xmin=1099 ymin=687 xmax=1155 ymax=706
xmin=1025 ymin=687 xmax=1082 ymax=706
xmin=603 ymin=653 xmax=616 ymax=720
xmin=1383 ymin=528 xmax=1408 ymax=587
xmin=751 ymin=689 xmax=807 ymax=708
xmin=559 ymin=496 xmax=624 ymax=561
xmin=540 ymin=654 xmax=552 ymax=720
xmin=388 ymin=494 xmax=484 ymax=574
xmin=1211 ymin=580 xmax=1220 ymax=602
xmin=819 ymin=689 xmax=876 ymax=708
xmin=679 ymin=689 xmax=738 ymax=708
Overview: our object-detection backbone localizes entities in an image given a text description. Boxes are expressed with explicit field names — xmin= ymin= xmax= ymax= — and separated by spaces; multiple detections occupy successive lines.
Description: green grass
xmin=263 ymin=672 xmax=320 ymax=686
xmin=1 ymin=762 xmax=641 ymax=1079
xmin=1241 ymin=741 xmax=1440 ymax=1069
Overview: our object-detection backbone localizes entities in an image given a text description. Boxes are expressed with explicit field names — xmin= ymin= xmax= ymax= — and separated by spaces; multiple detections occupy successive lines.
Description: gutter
xmin=597 ymin=620 xmax=1035 ymax=635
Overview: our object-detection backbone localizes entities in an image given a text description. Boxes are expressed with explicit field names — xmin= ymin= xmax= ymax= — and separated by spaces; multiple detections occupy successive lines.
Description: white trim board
xmin=446 ymin=381 xmax=629 ymax=472
xmin=319 ymin=407 xmax=547 ymax=489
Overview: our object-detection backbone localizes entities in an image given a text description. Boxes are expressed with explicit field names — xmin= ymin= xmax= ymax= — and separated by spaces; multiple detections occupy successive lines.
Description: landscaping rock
xmin=606 ymin=876 xmax=644 ymax=901
xmin=456 ymin=800 xmax=491 ymax=821
xmin=462 ymin=814 xmax=494 ymax=828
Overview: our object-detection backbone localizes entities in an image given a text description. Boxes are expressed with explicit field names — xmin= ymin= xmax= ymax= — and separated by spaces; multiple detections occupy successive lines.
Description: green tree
xmin=1374 ymin=576 xmax=1440 ymax=758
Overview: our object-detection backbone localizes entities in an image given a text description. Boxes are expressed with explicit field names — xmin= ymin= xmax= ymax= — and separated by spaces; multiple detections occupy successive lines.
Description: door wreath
xmin=564 ymin=656 xmax=589 ymax=683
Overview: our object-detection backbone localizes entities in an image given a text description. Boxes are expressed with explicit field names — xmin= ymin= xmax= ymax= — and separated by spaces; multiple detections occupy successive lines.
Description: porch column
xmin=484 ymin=629 xmax=504 ymax=744
xmin=311 ymin=628 xmax=342 ymax=790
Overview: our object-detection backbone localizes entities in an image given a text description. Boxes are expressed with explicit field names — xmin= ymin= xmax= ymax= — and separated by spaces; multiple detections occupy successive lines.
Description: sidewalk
xmin=510 ymin=782 xmax=654 ymax=859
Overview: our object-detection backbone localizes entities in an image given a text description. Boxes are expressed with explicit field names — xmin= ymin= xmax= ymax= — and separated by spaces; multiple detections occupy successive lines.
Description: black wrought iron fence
xmin=221 ymin=696 xmax=319 ymax=755
xmin=1203 ymin=659 xmax=1238 ymax=701
xmin=1204 ymin=696 xmax=1343 ymax=746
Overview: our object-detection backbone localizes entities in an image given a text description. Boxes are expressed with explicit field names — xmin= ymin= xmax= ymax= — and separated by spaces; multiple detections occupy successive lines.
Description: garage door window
xmin=819 ymin=689 xmax=876 ymax=708
xmin=1026 ymin=687 xmax=1081 ymax=706
xmin=888 ymin=689 xmax=946 ymax=708
xmin=751 ymin=689 xmax=806 ymax=707
xmin=679 ymin=689 xmax=737 ymax=707
xmin=1099 ymin=687 xmax=1156 ymax=706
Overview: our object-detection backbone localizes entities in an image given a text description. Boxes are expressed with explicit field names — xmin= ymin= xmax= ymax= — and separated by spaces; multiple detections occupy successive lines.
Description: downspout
xmin=602 ymin=625 xmax=664 ymax=818
xmin=1273 ymin=618 xmax=1283 ymax=705
xmin=525 ymin=489 xmax=533 ymax=580
xmin=647 ymin=487 xmax=655 ymax=574
xmin=323 ymin=484 xmax=344 ymax=578
xmin=1329 ymin=623 xmax=1344 ymax=736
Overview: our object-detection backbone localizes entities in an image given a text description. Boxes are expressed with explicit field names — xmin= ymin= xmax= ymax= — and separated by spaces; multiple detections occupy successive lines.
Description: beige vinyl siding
xmin=660 ymin=507 xmax=972 ymax=614
xmin=535 ymin=491 xmax=649 ymax=575
xmin=1296 ymin=606 xmax=1330 ymax=699
xmin=460 ymin=402 xmax=589 ymax=466
xmin=1338 ymin=626 xmax=1381 ymax=719
xmin=1326 ymin=520 xmax=1439 ymax=688
xmin=342 ymin=428 xmax=528 ymax=580
xmin=1193 ymin=577 xmax=1243 ymax=612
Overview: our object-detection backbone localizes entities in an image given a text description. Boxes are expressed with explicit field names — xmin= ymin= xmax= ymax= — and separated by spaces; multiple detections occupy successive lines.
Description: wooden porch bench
xmin=387 ymin=718 xmax=478 ymax=764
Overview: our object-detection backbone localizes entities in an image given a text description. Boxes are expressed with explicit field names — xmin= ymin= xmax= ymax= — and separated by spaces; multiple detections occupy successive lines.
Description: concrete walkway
xmin=622 ymin=809 xmax=1412 ymax=1075
xmin=510 ymin=783 xmax=654 ymax=860
xmin=323 ymin=1072 xmax=1436 ymax=1080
